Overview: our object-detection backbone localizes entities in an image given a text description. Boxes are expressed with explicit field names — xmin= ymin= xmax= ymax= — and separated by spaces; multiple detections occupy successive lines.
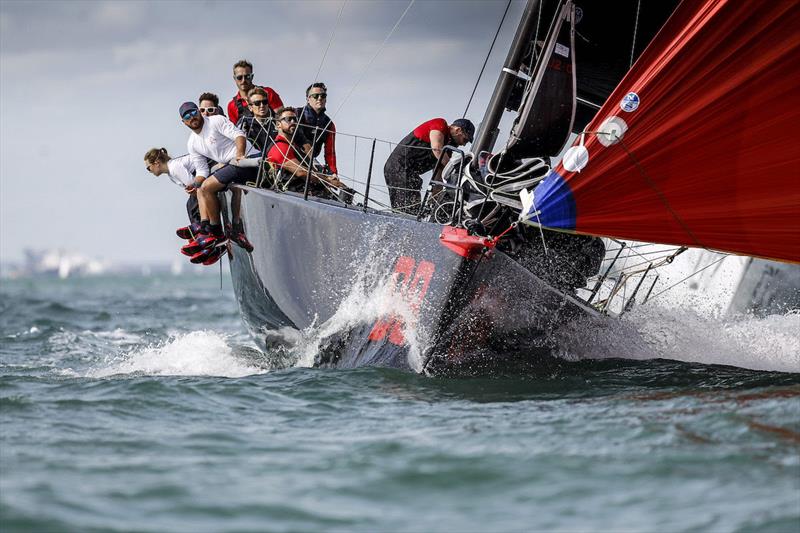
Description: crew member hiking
xmin=143 ymin=147 xmax=203 ymax=238
xmin=384 ymin=117 xmax=474 ymax=215
xmin=178 ymin=102 xmax=257 ymax=265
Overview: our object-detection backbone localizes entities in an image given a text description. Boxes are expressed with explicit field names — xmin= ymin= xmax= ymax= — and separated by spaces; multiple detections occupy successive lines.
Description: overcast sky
xmin=0 ymin=0 xmax=529 ymax=264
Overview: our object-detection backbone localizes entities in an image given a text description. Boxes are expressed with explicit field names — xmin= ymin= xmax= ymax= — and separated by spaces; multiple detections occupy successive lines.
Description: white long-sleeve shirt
xmin=186 ymin=114 xmax=256 ymax=178
xmin=166 ymin=154 xmax=196 ymax=187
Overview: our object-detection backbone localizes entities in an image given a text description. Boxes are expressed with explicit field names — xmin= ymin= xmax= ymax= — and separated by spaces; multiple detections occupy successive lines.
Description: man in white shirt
xmin=177 ymin=102 xmax=257 ymax=264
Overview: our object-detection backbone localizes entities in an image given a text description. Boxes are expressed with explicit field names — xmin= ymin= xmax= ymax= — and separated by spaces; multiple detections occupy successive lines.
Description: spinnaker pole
xmin=471 ymin=0 xmax=544 ymax=157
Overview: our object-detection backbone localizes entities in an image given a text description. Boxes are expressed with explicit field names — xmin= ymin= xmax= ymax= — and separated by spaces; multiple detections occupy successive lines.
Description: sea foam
xmin=282 ymin=235 xmax=428 ymax=372
xmin=557 ymin=305 xmax=800 ymax=373
xmin=89 ymin=330 xmax=266 ymax=378
xmin=287 ymin=249 xmax=428 ymax=372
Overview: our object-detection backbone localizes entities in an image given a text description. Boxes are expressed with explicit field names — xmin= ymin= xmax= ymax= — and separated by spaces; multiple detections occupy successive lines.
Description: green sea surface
xmin=1 ymin=274 xmax=798 ymax=532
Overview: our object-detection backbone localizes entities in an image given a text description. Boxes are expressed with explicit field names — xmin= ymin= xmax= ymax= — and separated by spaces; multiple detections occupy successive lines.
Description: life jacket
xmin=238 ymin=116 xmax=276 ymax=156
xmin=296 ymin=106 xmax=333 ymax=158
xmin=234 ymin=95 xmax=254 ymax=122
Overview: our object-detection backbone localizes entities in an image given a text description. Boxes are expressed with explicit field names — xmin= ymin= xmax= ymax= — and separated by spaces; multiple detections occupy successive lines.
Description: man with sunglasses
xmin=295 ymin=82 xmax=338 ymax=180
xmin=267 ymin=107 xmax=344 ymax=195
xmin=238 ymin=87 xmax=279 ymax=155
xmin=227 ymin=59 xmax=283 ymax=125
xmin=383 ymin=117 xmax=475 ymax=215
xmin=198 ymin=92 xmax=225 ymax=118
xmin=178 ymin=102 xmax=258 ymax=265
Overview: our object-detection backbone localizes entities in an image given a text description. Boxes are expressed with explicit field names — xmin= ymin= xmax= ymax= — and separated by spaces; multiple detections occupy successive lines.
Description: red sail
xmin=530 ymin=0 xmax=800 ymax=264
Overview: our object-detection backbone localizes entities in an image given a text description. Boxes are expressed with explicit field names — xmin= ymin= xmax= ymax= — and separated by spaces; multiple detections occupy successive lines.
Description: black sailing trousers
xmin=384 ymin=158 xmax=422 ymax=216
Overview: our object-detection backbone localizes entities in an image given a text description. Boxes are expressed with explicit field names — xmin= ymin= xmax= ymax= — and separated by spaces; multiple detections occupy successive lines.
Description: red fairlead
xmin=439 ymin=226 xmax=496 ymax=260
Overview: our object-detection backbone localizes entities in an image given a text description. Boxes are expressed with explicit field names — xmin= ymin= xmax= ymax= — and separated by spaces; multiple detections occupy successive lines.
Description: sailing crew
xmin=178 ymin=102 xmax=256 ymax=265
xmin=143 ymin=147 xmax=202 ymax=239
xmin=227 ymin=59 xmax=283 ymax=125
xmin=199 ymin=92 xmax=225 ymax=117
xmin=267 ymin=107 xmax=344 ymax=194
xmin=239 ymin=88 xmax=278 ymax=155
xmin=295 ymin=82 xmax=338 ymax=180
xmin=383 ymin=118 xmax=475 ymax=215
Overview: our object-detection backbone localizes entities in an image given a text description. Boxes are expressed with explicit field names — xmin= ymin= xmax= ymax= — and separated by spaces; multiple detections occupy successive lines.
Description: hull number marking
xmin=368 ymin=256 xmax=435 ymax=346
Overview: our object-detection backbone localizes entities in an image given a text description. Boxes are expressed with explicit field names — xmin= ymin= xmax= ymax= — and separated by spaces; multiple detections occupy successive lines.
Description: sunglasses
xmin=234 ymin=74 xmax=254 ymax=81
xmin=250 ymin=99 xmax=268 ymax=107
xmin=308 ymin=93 xmax=327 ymax=100
xmin=199 ymin=107 xmax=217 ymax=114
xmin=182 ymin=109 xmax=199 ymax=120
xmin=280 ymin=116 xmax=298 ymax=123
xmin=146 ymin=163 xmax=154 ymax=172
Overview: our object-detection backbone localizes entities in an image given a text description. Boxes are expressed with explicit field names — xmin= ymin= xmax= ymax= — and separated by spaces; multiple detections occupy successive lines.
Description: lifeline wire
xmin=463 ymin=0 xmax=513 ymax=119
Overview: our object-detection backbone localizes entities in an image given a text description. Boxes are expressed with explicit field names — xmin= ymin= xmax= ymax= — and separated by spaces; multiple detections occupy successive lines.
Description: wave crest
xmin=89 ymin=331 xmax=266 ymax=378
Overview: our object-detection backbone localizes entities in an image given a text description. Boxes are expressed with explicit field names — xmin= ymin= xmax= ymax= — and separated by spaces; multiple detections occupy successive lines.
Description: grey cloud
xmin=1 ymin=0 xmax=520 ymax=53
xmin=1 ymin=0 xmax=523 ymax=263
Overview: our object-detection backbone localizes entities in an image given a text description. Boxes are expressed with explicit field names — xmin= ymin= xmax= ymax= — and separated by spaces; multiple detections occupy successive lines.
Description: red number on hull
xmin=368 ymin=256 xmax=435 ymax=346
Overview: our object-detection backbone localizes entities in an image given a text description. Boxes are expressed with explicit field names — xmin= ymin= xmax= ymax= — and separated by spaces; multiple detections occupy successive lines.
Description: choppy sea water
xmin=1 ymin=273 xmax=798 ymax=532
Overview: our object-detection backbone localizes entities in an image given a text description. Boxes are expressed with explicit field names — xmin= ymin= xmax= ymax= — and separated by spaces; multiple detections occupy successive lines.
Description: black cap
xmin=179 ymin=101 xmax=198 ymax=117
xmin=452 ymin=118 xmax=475 ymax=142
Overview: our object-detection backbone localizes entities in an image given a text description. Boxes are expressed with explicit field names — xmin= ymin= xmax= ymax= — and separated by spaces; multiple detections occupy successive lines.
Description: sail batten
xmin=523 ymin=0 xmax=800 ymax=264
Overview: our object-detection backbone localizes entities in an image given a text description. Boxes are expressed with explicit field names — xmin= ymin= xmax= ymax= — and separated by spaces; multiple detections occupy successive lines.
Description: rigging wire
xmin=616 ymin=138 xmax=704 ymax=249
xmin=532 ymin=0 xmax=543 ymax=62
xmin=629 ymin=0 xmax=642 ymax=68
xmin=471 ymin=1 xmax=557 ymax=243
xmin=607 ymin=251 xmax=688 ymax=273
xmin=511 ymin=1 xmax=563 ymax=260
xmin=313 ymin=0 xmax=347 ymax=83
xmin=283 ymin=0 xmax=348 ymax=184
xmin=463 ymin=0 xmax=513 ymax=118
xmin=523 ymin=0 xmax=545 ymax=95
xmin=602 ymin=246 xmax=683 ymax=259
xmin=644 ymin=255 xmax=728 ymax=303
xmin=330 ymin=0 xmax=416 ymax=122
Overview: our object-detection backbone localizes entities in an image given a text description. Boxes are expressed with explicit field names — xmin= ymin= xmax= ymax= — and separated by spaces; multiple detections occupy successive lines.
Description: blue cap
xmin=179 ymin=101 xmax=198 ymax=117
xmin=452 ymin=118 xmax=475 ymax=142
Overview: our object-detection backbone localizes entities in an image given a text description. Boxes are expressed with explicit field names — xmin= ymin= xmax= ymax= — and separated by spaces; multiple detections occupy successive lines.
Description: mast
xmin=471 ymin=0 xmax=544 ymax=157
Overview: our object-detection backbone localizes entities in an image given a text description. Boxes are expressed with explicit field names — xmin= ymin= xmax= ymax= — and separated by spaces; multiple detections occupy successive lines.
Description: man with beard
xmin=178 ymin=102 xmax=257 ymax=265
xmin=267 ymin=107 xmax=344 ymax=195
xmin=226 ymin=59 xmax=283 ymax=125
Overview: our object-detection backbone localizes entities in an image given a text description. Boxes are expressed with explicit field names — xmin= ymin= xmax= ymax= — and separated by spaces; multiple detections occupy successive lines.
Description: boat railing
xmin=418 ymin=145 xmax=468 ymax=226
xmin=244 ymin=122 xmax=470 ymax=221
xmin=577 ymin=241 xmax=689 ymax=315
